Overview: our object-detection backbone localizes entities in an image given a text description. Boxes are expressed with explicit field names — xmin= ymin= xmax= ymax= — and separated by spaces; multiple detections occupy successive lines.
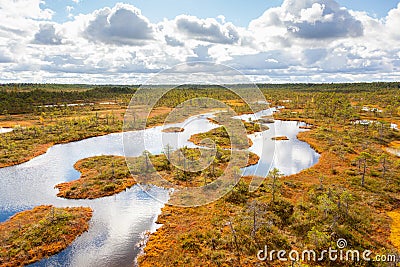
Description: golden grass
xmin=55 ymin=156 xmax=135 ymax=199
xmin=139 ymin=109 xmax=400 ymax=266
xmin=271 ymin=136 xmax=289 ymax=141
xmin=0 ymin=143 xmax=53 ymax=168
xmin=0 ymin=205 xmax=92 ymax=266
xmin=162 ymin=127 xmax=184 ymax=133
xmin=189 ymin=126 xmax=253 ymax=150
xmin=224 ymin=99 xmax=246 ymax=107
xmin=55 ymin=148 xmax=260 ymax=199
xmin=388 ymin=211 xmax=400 ymax=250
xmin=389 ymin=141 xmax=400 ymax=149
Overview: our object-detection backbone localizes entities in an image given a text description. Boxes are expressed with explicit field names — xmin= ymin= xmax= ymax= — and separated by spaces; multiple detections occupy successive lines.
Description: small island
xmin=162 ymin=127 xmax=185 ymax=133
xmin=208 ymin=117 xmax=265 ymax=134
xmin=271 ymin=136 xmax=289 ymax=141
xmin=55 ymin=155 xmax=135 ymax=199
xmin=299 ymin=125 xmax=313 ymax=129
xmin=55 ymin=147 xmax=260 ymax=199
xmin=189 ymin=126 xmax=256 ymax=150
xmin=243 ymin=121 xmax=265 ymax=134
xmin=259 ymin=117 xmax=275 ymax=124
xmin=144 ymin=147 xmax=260 ymax=188
xmin=0 ymin=205 xmax=92 ymax=266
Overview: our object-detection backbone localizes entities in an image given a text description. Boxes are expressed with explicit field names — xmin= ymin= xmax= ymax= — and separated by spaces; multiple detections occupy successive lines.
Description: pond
xmin=242 ymin=120 xmax=320 ymax=177
xmin=352 ymin=120 xmax=398 ymax=130
xmin=0 ymin=110 xmax=320 ymax=267
xmin=0 ymin=127 xmax=13 ymax=134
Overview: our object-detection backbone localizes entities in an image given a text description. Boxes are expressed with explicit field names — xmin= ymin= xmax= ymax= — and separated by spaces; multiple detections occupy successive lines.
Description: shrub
xmin=181 ymin=234 xmax=201 ymax=252
xmin=226 ymin=181 xmax=248 ymax=204
xmin=102 ymin=184 xmax=116 ymax=192
xmin=268 ymin=199 xmax=294 ymax=226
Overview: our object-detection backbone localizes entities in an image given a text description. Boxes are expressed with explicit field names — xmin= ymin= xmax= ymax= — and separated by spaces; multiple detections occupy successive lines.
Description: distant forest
xmin=1 ymin=82 xmax=399 ymax=114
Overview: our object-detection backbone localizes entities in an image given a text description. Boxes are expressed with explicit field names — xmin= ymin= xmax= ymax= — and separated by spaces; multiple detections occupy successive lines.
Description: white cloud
xmin=174 ymin=15 xmax=241 ymax=44
xmin=83 ymin=3 xmax=155 ymax=45
xmin=187 ymin=45 xmax=212 ymax=62
xmin=250 ymin=0 xmax=363 ymax=40
xmin=303 ymin=48 xmax=327 ymax=64
xmin=300 ymin=3 xmax=328 ymax=23
xmin=0 ymin=0 xmax=54 ymax=20
xmin=217 ymin=15 xmax=226 ymax=24
xmin=0 ymin=0 xmax=399 ymax=83
xmin=164 ymin=35 xmax=184 ymax=47
xmin=66 ymin=5 xmax=74 ymax=18
xmin=0 ymin=48 xmax=13 ymax=63
xmin=0 ymin=0 xmax=54 ymax=40
xmin=33 ymin=24 xmax=63 ymax=45
xmin=386 ymin=3 xmax=400 ymax=40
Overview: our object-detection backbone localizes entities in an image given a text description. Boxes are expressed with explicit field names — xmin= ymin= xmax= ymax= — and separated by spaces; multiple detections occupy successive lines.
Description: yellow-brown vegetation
xmin=0 ymin=205 xmax=92 ymax=266
xmin=162 ymin=127 xmax=184 ymax=133
xmin=388 ymin=211 xmax=400 ymax=250
xmin=271 ymin=136 xmax=289 ymax=141
xmin=139 ymin=99 xmax=400 ymax=266
xmin=55 ymin=156 xmax=135 ymax=199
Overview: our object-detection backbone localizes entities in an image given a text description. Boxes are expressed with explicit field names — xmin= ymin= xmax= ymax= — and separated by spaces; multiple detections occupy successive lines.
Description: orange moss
xmin=389 ymin=141 xmax=400 ymax=149
xmin=148 ymin=107 xmax=173 ymax=118
xmin=138 ymin=177 xmax=289 ymax=267
xmin=151 ymin=149 xmax=259 ymax=188
xmin=0 ymin=143 xmax=53 ymax=168
xmin=271 ymin=136 xmax=289 ymax=141
xmin=0 ymin=205 xmax=92 ymax=266
xmin=138 ymin=203 xmax=240 ymax=267
xmin=207 ymin=117 xmax=219 ymax=125
xmin=224 ymin=99 xmax=246 ymax=107
xmin=299 ymin=125 xmax=314 ymax=129
xmin=139 ymin=108 xmax=400 ymax=266
xmin=162 ymin=127 xmax=184 ymax=133
xmin=189 ymin=126 xmax=253 ymax=150
xmin=388 ymin=211 xmax=400 ymax=250
xmin=55 ymin=155 xmax=135 ymax=199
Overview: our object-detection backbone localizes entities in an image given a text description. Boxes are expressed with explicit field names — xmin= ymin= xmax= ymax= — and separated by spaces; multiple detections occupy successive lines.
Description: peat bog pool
xmin=0 ymin=109 xmax=319 ymax=267
xmin=0 ymin=127 xmax=13 ymax=134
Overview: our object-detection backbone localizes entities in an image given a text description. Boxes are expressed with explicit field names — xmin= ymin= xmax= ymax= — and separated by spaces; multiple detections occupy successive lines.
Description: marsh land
xmin=0 ymin=83 xmax=399 ymax=266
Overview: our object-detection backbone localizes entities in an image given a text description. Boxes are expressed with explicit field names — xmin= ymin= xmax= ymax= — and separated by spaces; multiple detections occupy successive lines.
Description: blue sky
xmin=1 ymin=0 xmax=400 ymax=84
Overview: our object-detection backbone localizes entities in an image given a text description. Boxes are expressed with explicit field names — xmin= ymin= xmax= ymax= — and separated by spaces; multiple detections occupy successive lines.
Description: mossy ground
xmin=0 ymin=205 xmax=92 ymax=266
xmin=55 ymin=148 xmax=259 ymax=199
xmin=139 ymin=96 xmax=400 ymax=267
xmin=388 ymin=211 xmax=400 ymax=250
xmin=55 ymin=155 xmax=135 ymax=199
